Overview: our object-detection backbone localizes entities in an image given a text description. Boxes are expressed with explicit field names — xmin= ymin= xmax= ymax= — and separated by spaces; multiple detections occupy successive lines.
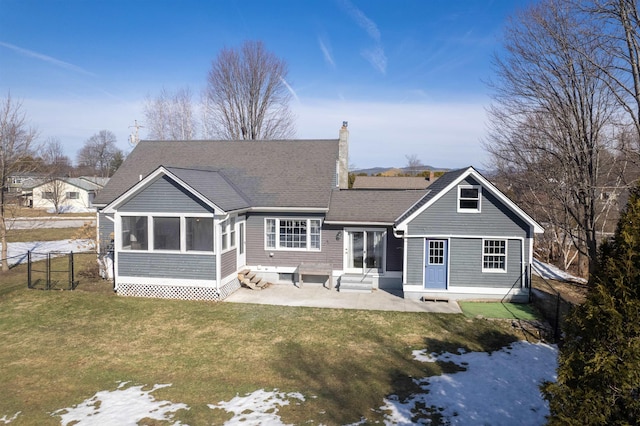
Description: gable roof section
xmin=94 ymin=139 xmax=339 ymax=210
xmin=102 ymin=166 xmax=248 ymax=214
xmin=395 ymin=167 xmax=544 ymax=234
xmin=31 ymin=177 xmax=105 ymax=192
xmin=325 ymin=189 xmax=427 ymax=225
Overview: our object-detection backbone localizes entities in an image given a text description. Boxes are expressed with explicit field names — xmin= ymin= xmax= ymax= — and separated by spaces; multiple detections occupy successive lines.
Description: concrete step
xmin=339 ymin=275 xmax=373 ymax=293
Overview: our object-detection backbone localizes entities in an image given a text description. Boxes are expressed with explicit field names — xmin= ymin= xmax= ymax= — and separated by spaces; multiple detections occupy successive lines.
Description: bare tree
xmin=41 ymin=137 xmax=71 ymax=176
xmin=77 ymin=130 xmax=121 ymax=178
xmin=39 ymin=178 xmax=66 ymax=214
xmin=576 ymin=0 xmax=640 ymax=140
xmin=485 ymin=0 xmax=629 ymax=277
xmin=143 ymin=87 xmax=197 ymax=140
xmin=203 ymin=40 xmax=295 ymax=140
xmin=0 ymin=93 xmax=39 ymax=271
xmin=405 ymin=154 xmax=424 ymax=176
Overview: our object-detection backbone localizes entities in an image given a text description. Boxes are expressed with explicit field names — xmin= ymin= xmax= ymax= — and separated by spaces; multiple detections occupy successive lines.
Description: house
xmin=93 ymin=123 xmax=543 ymax=302
xmin=30 ymin=176 xmax=109 ymax=212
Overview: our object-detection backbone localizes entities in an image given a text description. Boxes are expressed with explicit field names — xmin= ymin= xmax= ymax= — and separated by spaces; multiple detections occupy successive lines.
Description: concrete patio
xmin=225 ymin=283 xmax=462 ymax=314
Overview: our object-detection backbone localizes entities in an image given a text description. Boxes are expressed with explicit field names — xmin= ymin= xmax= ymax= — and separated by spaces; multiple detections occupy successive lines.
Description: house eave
xmin=324 ymin=220 xmax=394 ymax=226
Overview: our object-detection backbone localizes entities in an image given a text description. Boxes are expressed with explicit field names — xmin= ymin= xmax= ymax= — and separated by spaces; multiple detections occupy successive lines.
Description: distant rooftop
xmin=352 ymin=175 xmax=437 ymax=190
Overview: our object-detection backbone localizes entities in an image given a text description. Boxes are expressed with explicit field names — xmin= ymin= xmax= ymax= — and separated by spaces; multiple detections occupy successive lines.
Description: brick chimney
xmin=338 ymin=121 xmax=349 ymax=189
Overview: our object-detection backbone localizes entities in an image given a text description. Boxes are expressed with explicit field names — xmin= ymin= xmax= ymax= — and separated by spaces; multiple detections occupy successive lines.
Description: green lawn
xmin=459 ymin=301 xmax=542 ymax=320
xmin=0 ymin=276 xmax=527 ymax=425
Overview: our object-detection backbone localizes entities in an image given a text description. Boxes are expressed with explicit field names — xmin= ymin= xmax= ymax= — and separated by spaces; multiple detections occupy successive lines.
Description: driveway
xmin=9 ymin=217 xmax=95 ymax=229
xmin=225 ymin=284 xmax=462 ymax=313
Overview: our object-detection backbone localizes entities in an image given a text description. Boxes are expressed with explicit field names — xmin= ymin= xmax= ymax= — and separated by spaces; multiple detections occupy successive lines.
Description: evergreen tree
xmin=542 ymin=186 xmax=640 ymax=424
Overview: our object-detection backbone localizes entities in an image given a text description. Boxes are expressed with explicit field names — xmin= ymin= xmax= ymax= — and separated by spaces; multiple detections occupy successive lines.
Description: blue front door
xmin=425 ymin=239 xmax=448 ymax=289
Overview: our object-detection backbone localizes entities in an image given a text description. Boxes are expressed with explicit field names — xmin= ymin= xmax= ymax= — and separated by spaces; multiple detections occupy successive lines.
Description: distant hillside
xmin=352 ymin=165 xmax=447 ymax=176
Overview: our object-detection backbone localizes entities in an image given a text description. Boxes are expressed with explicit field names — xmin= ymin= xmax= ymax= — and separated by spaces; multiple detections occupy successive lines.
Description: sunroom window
xmin=120 ymin=215 xmax=214 ymax=253
xmin=186 ymin=217 xmax=214 ymax=252
xmin=153 ymin=217 xmax=180 ymax=250
xmin=121 ymin=216 xmax=148 ymax=250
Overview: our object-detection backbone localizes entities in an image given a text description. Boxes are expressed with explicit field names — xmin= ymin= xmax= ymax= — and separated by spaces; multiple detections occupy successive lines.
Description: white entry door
xmin=344 ymin=229 xmax=385 ymax=274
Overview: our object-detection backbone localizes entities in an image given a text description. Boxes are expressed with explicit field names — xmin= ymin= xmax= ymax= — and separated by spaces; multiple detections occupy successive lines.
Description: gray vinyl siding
xmin=405 ymin=237 xmax=525 ymax=288
xmin=449 ymin=238 xmax=523 ymax=288
xmin=246 ymin=213 xmax=341 ymax=269
xmin=119 ymin=175 xmax=214 ymax=214
xmin=406 ymin=177 xmax=530 ymax=238
xmin=406 ymin=237 xmax=425 ymax=284
xmin=118 ymin=252 xmax=216 ymax=280
xmin=98 ymin=212 xmax=114 ymax=253
xmin=221 ymin=249 xmax=237 ymax=277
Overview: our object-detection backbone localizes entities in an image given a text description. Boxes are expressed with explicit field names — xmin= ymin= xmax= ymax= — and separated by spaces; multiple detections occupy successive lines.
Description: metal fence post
xmin=554 ymin=292 xmax=561 ymax=341
xmin=27 ymin=251 xmax=31 ymax=288
xmin=69 ymin=251 xmax=74 ymax=290
xmin=46 ymin=253 xmax=51 ymax=290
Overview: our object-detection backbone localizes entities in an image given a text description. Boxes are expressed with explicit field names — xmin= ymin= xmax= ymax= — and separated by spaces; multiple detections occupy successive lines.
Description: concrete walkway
xmin=225 ymin=283 xmax=462 ymax=313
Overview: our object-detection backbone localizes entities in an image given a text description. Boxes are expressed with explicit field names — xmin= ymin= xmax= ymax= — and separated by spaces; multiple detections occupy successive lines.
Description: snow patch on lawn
xmin=1 ymin=239 xmax=94 ymax=267
xmin=0 ymin=412 xmax=20 ymax=424
xmin=208 ymin=389 xmax=306 ymax=425
xmin=532 ymin=259 xmax=587 ymax=284
xmin=383 ymin=341 xmax=558 ymax=425
xmin=51 ymin=382 xmax=188 ymax=426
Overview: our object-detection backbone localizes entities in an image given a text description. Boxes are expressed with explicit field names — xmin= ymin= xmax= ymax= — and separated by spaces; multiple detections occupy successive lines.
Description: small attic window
xmin=458 ymin=185 xmax=481 ymax=212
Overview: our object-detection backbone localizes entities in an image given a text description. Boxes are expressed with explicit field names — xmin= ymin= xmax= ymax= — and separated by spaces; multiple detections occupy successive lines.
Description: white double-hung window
xmin=265 ymin=218 xmax=321 ymax=251
xmin=482 ymin=239 xmax=507 ymax=272
xmin=458 ymin=185 xmax=481 ymax=212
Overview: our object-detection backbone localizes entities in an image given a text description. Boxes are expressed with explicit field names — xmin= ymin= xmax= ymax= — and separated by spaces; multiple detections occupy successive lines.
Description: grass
xmin=0 ymin=225 xmax=532 ymax=424
xmin=0 ymin=274 xmax=529 ymax=425
xmin=459 ymin=301 xmax=542 ymax=320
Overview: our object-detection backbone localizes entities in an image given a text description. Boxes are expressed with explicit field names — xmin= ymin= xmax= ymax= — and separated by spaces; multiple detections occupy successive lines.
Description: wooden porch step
xmin=239 ymin=269 xmax=272 ymax=290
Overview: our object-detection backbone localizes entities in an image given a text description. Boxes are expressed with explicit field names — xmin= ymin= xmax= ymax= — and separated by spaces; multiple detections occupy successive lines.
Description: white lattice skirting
xmin=117 ymin=278 xmax=241 ymax=302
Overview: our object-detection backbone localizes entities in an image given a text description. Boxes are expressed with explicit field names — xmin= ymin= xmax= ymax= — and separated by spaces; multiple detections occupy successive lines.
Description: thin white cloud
xmin=0 ymin=41 xmax=96 ymax=76
xmin=362 ymin=46 xmax=387 ymax=75
xmin=338 ymin=0 xmax=387 ymax=74
xmin=280 ymin=77 xmax=299 ymax=102
xmin=318 ymin=37 xmax=336 ymax=69
xmin=339 ymin=0 xmax=380 ymax=42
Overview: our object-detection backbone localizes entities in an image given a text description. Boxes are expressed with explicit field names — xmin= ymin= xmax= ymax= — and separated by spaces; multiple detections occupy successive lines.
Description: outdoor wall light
xmin=336 ymin=231 xmax=342 ymax=241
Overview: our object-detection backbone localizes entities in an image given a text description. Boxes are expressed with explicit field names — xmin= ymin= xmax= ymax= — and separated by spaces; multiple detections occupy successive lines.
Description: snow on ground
xmin=208 ymin=389 xmax=306 ymax=425
xmin=51 ymin=382 xmax=188 ymax=426
xmin=383 ymin=341 xmax=558 ymax=425
xmin=1 ymin=239 xmax=95 ymax=267
xmin=2 ymin=341 xmax=558 ymax=425
xmin=532 ymin=259 xmax=587 ymax=284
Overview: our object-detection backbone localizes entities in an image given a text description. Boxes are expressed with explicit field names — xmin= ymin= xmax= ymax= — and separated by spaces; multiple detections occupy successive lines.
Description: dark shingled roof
xmin=164 ymin=167 xmax=252 ymax=212
xmin=95 ymin=139 xmax=340 ymax=209
xmin=394 ymin=167 xmax=469 ymax=225
xmin=326 ymin=189 xmax=427 ymax=224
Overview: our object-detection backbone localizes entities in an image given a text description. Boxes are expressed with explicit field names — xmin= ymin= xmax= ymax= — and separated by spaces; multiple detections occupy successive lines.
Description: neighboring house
xmin=30 ymin=177 xmax=109 ymax=211
xmin=94 ymin=123 xmax=543 ymax=302
xmin=352 ymin=175 xmax=438 ymax=190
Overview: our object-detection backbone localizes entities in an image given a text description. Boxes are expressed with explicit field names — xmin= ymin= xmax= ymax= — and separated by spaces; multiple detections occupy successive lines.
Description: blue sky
xmin=0 ymin=0 xmax=528 ymax=170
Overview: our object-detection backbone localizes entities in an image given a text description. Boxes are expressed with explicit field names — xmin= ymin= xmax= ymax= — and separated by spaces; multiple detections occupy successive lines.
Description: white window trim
xmin=457 ymin=185 xmax=482 ymax=213
xmin=482 ymin=238 xmax=507 ymax=273
xmin=220 ymin=216 xmax=237 ymax=254
xmin=117 ymin=212 xmax=215 ymax=255
xmin=264 ymin=217 xmax=322 ymax=252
